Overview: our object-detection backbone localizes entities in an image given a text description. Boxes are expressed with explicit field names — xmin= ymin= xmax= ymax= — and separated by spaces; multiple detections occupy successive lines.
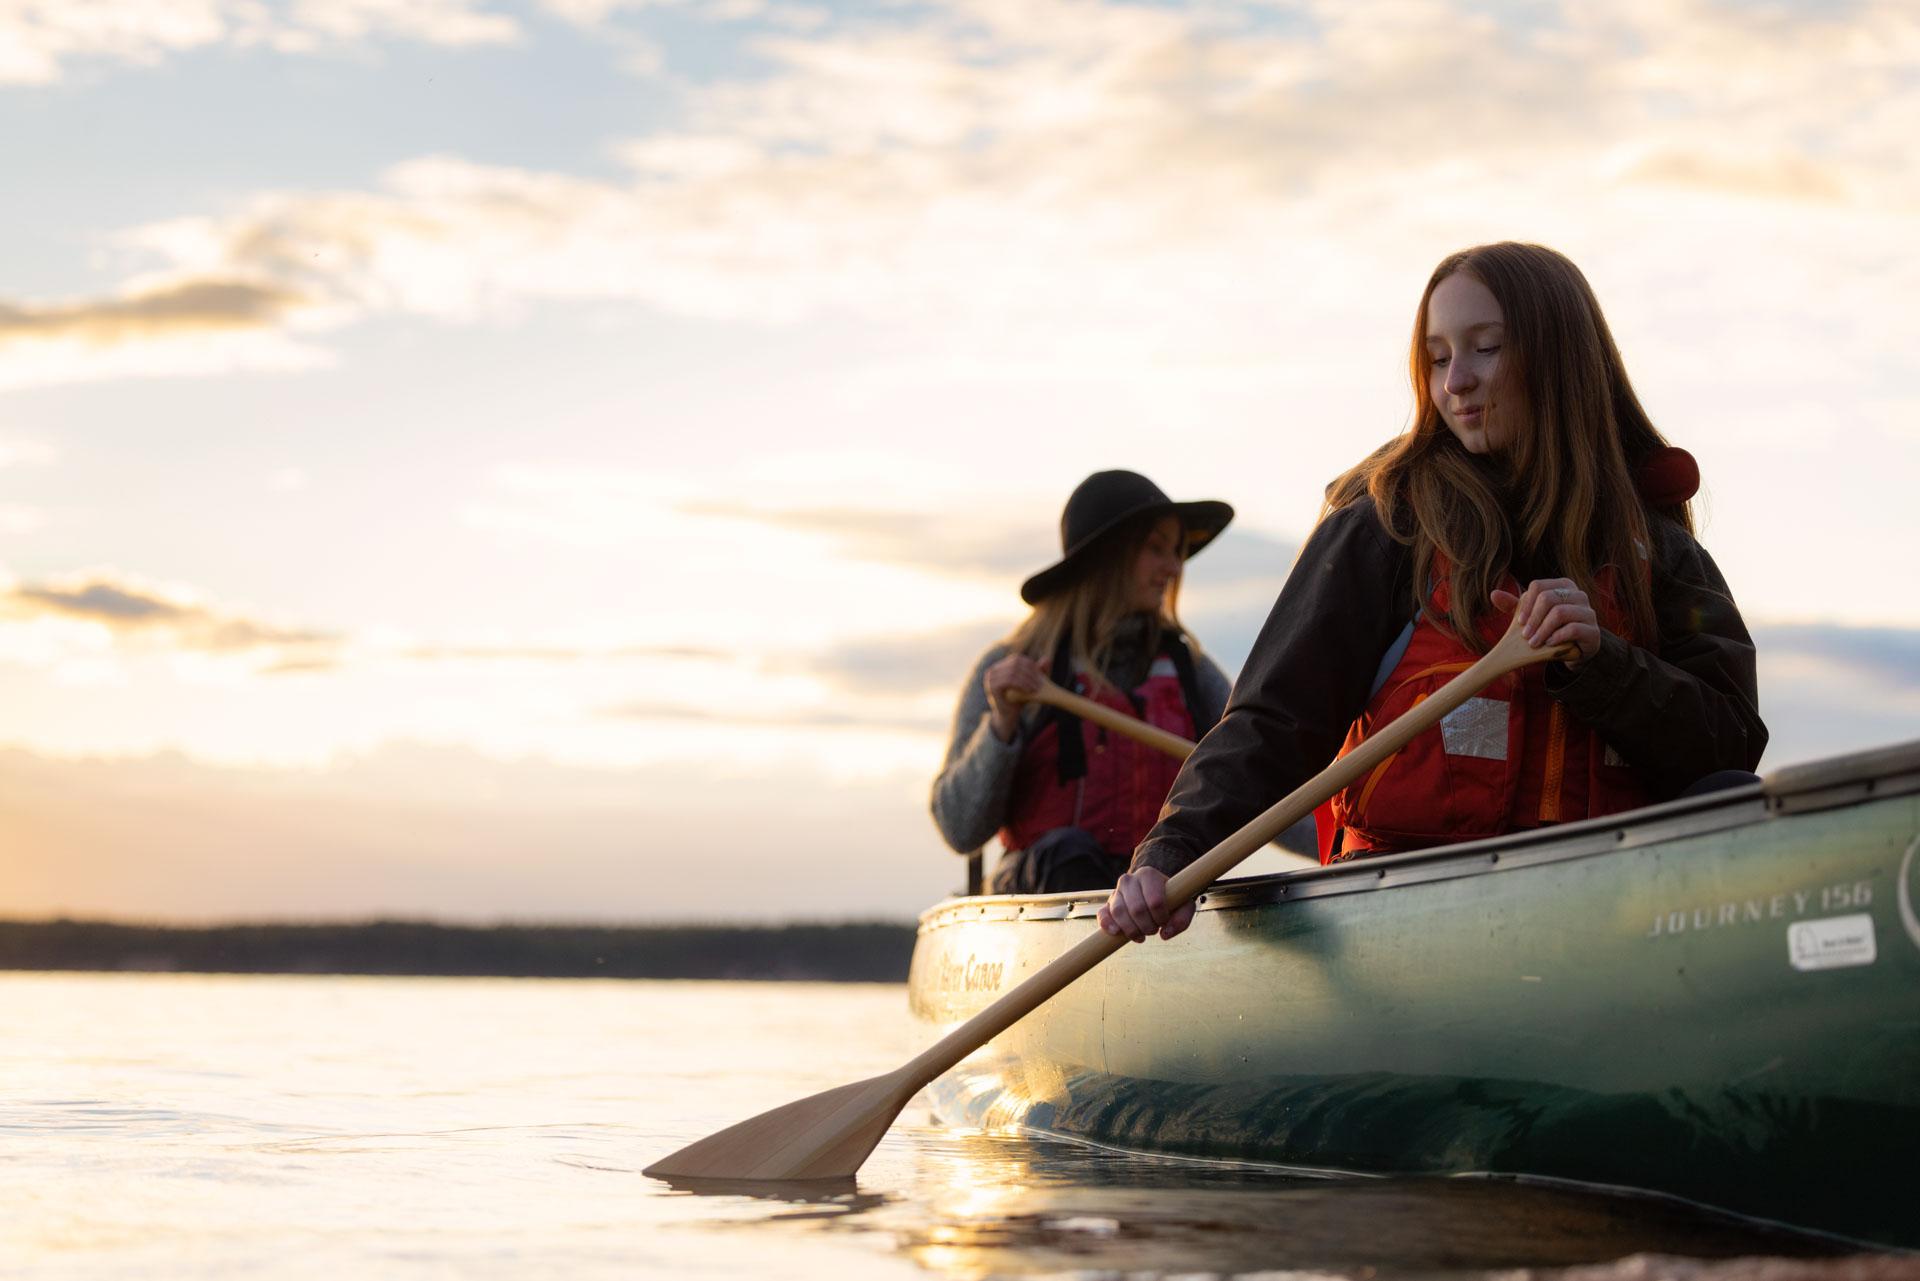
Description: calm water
xmin=0 ymin=972 xmax=1906 ymax=1280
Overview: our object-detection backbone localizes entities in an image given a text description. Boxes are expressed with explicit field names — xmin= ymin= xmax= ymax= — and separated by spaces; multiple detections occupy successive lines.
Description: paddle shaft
xmin=1009 ymin=678 xmax=1194 ymax=761
xmin=642 ymin=619 xmax=1571 ymax=1182
xmin=901 ymin=624 xmax=1571 ymax=1087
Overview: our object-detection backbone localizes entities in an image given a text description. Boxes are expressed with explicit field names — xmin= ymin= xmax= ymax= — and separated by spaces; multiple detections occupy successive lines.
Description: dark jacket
xmin=1132 ymin=495 xmax=1767 ymax=879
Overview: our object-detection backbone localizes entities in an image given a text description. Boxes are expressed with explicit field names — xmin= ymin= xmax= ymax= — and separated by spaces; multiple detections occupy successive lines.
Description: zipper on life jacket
xmin=1540 ymin=701 xmax=1566 ymax=823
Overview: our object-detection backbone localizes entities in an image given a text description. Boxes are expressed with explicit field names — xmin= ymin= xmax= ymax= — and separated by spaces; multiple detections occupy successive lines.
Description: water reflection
xmin=910 ymin=1129 xmax=1858 ymax=1281
xmin=894 ymin=1123 xmax=1848 ymax=1280
xmin=651 ymin=1116 xmax=1862 ymax=1281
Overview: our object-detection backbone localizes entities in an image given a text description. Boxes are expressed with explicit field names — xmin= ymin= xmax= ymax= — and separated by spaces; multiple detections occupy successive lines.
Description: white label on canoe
xmin=1788 ymin=913 xmax=1876 ymax=971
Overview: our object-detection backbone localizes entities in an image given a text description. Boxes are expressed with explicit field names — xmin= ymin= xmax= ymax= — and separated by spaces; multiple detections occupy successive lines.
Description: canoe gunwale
xmin=918 ymin=736 xmax=1920 ymax=933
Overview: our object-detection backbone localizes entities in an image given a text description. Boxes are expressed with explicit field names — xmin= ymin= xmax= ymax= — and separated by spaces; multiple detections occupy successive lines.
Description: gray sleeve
xmin=930 ymin=644 xmax=1027 ymax=853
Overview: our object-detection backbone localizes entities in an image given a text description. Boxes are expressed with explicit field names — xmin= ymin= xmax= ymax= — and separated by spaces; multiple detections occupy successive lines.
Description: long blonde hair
xmin=1326 ymin=242 xmax=1686 ymax=650
xmin=1004 ymin=514 xmax=1186 ymax=694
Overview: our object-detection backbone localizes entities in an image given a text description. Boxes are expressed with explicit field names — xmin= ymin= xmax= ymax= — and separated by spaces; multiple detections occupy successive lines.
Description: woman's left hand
xmin=1491 ymin=579 xmax=1602 ymax=668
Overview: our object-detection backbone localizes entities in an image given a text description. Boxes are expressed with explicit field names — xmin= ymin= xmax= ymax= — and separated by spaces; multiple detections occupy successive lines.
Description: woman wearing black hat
xmin=931 ymin=470 xmax=1236 ymax=896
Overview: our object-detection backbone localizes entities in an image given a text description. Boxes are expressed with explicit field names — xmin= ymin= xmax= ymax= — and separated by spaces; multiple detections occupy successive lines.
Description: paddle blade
xmin=643 ymin=1070 xmax=915 ymax=1182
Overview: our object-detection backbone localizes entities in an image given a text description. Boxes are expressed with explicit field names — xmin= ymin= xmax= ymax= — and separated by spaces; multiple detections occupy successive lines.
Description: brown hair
xmin=1004 ymin=512 xmax=1187 ymax=693
xmin=1325 ymin=242 xmax=1691 ymax=649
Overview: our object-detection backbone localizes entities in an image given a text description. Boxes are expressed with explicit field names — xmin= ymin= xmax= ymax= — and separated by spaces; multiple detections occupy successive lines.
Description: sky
xmin=2 ymin=0 xmax=1917 ymax=924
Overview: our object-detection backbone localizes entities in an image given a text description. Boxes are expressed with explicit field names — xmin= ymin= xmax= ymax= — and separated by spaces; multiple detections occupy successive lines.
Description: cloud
xmin=0 ymin=277 xmax=333 ymax=390
xmin=1620 ymin=147 xmax=1850 ymax=203
xmin=799 ymin=619 xmax=1005 ymax=698
xmin=0 ymin=506 xmax=44 ymax=534
xmin=0 ymin=439 xmax=55 ymax=469
xmin=1184 ymin=525 xmax=1300 ymax=592
xmin=732 ymin=515 xmax=1304 ymax=705
xmin=600 ymin=621 xmax=996 ymax=736
xmin=0 ymin=278 xmax=307 ymax=345
xmin=0 ymin=329 xmax=332 ymax=392
xmin=537 ymin=0 xmax=814 ymax=25
xmin=1756 ymin=622 xmax=1920 ymax=695
xmin=2 ymin=572 xmax=341 ymax=662
xmin=0 ymin=0 xmax=229 ymax=84
xmin=0 ymin=0 xmax=518 ymax=85
xmin=269 ymin=0 xmax=519 ymax=51
xmin=400 ymin=642 xmax=726 ymax=663
xmin=785 ymin=514 xmax=1303 ymax=699
xmin=1755 ymin=621 xmax=1920 ymax=769
xmin=685 ymin=501 xmax=1047 ymax=579
xmin=780 ymin=521 xmax=1303 ymax=703
xmin=0 ymin=741 xmax=952 ymax=922
xmin=536 ymin=0 xmax=677 ymax=23
xmin=0 ymin=568 xmax=742 ymax=673
xmin=603 ymin=697 xmax=942 ymax=733
xmin=683 ymin=501 xmax=1298 ymax=591
xmin=27 ymin=0 xmax=1920 ymax=387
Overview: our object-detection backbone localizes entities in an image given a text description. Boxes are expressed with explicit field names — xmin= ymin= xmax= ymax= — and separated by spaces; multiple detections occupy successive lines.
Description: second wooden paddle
xmin=1007 ymin=676 xmax=1194 ymax=760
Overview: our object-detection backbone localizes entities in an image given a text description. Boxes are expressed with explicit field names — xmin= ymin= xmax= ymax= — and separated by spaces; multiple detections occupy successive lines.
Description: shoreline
xmin=0 ymin=917 xmax=916 ymax=982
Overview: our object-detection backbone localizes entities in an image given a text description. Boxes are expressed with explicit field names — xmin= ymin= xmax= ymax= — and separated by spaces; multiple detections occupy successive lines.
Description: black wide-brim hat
xmin=1020 ymin=470 xmax=1234 ymax=605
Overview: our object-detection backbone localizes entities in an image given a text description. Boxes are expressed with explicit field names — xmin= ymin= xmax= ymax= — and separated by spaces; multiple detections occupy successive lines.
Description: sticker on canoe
xmin=1788 ymin=914 xmax=1876 ymax=971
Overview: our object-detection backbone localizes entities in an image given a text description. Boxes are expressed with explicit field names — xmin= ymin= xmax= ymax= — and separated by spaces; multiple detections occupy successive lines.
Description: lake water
xmin=1 ymin=972 xmax=1908 ymax=1280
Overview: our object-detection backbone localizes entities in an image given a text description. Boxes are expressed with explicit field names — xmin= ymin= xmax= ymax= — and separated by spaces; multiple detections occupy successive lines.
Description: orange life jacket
xmin=1314 ymin=557 xmax=1653 ymax=862
xmin=1000 ymin=636 xmax=1203 ymax=855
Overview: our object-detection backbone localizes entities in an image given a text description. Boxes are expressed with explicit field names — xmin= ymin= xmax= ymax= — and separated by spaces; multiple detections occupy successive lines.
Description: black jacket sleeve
xmin=1544 ymin=519 xmax=1768 ymax=794
xmin=1131 ymin=498 xmax=1413 ymax=879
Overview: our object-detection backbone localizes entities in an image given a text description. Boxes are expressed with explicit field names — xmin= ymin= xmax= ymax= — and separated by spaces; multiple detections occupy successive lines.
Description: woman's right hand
xmin=1098 ymin=866 xmax=1196 ymax=943
xmin=983 ymin=653 xmax=1047 ymax=742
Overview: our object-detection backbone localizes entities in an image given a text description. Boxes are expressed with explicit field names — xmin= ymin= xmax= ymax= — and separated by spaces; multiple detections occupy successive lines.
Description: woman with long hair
xmin=932 ymin=470 xmax=1235 ymax=895
xmin=1100 ymin=242 xmax=1766 ymax=942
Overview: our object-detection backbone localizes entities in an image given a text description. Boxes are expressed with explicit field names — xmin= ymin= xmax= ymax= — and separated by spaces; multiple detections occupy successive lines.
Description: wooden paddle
xmin=644 ymin=615 xmax=1570 ymax=1183
xmin=1006 ymin=677 xmax=1194 ymax=761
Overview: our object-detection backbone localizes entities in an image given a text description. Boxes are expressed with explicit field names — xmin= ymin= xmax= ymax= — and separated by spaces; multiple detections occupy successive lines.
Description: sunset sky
xmin=2 ymin=0 xmax=1916 ymax=923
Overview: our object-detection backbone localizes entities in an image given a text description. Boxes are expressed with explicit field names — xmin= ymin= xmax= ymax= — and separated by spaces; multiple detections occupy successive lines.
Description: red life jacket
xmin=1314 ymin=556 xmax=1653 ymax=863
xmin=999 ymin=637 xmax=1203 ymax=856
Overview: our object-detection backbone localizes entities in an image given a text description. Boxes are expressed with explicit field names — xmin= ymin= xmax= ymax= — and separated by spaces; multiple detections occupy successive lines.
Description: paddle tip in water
xmin=643 ymin=1071 xmax=915 ymax=1183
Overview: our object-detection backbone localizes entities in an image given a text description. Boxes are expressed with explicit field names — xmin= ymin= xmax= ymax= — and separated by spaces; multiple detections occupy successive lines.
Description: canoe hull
xmin=909 ymin=742 xmax=1920 ymax=1247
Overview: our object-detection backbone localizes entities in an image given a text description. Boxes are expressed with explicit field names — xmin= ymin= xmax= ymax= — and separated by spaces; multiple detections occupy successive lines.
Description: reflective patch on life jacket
xmin=1441 ymin=697 xmax=1509 ymax=760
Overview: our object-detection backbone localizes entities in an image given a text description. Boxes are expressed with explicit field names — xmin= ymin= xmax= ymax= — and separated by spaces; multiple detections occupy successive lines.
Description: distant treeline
xmin=0 ymin=918 xmax=918 ymax=982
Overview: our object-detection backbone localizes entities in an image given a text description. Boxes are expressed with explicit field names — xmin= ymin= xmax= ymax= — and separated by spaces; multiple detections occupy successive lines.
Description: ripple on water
xmin=662 ymin=1124 xmax=1898 ymax=1281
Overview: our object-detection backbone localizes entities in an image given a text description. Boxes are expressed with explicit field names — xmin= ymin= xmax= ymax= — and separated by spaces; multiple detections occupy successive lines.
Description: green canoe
xmin=908 ymin=739 xmax=1920 ymax=1248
